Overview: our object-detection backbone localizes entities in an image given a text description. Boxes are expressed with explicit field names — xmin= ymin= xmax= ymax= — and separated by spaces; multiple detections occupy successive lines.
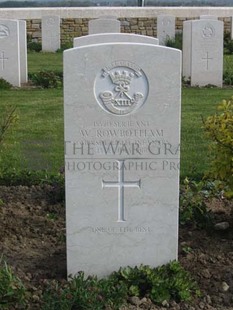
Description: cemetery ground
xmin=0 ymin=51 xmax=232 ymax=309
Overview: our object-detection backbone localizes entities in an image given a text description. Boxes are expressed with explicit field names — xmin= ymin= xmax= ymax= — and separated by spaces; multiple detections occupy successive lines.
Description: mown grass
xmin=28 ymin=51 xmax=63 ymax=73
xmin=0 ymin=52 xmax=233 ymax=180
xmin=0 ymin=89 xmax=63 ymax=173
xmin=181 ymin=87 xmax=233 ymax=178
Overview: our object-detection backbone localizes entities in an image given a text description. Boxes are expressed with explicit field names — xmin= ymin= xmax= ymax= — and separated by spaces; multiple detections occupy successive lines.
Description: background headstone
xmin=18 ymin=20 xmax=27 ymax=83
xmin=88 ymin=16 xmax=121 ymax=34
xmin=182 ymin=20 xmax=192 ymax=79
xmin=157 ymin=15 xmax=175 ymax=45
xmin=183 ymin=19 xmax=223 ymax=87
xmin=0 ymin=19 xmax=20 ymax=86
xmin=42 ymin=15 xmax=60 ymax=52
xmin=74 ymin=33 xmax=159 ymax=47
xmin=191 ymin=20 xmax=223 ymax=87
xmin=64 ymin=42 xmax=181 ymax=277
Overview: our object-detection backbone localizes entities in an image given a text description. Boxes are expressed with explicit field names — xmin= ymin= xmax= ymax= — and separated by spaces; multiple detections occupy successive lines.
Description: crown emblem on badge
xmin=109 ymin=71 xmax=134 ymax=85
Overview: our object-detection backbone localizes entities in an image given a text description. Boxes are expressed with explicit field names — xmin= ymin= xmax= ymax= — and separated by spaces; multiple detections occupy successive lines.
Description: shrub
xmin=224 ymin=32 xmax=233 ymax=54
xmin=223 ymin=70 xmax=233 ymax=85
xmin=27 ymin=41 xmax=42 ymax=52
xmin=56 ymin=41 xmax=73 ymax=52
xmin=0 ymin=258 xmax=26 ymax=308
xmin=179 ymin=178 xmax=213 ymax=227
xmin=29 ymin=70 xmax=63 ymax=88
xmin=165 ymin=32 xmax=182 ymax=50
xmin=0 ymin=78 xmax=12 ymax=90
xmin=203 ymin=97 xmax=233 ymax=197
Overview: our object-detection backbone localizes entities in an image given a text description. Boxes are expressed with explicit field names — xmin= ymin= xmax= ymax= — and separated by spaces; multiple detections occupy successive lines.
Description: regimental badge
xmin=95 ymin=61 xmax=149 ymax=116
xmin=0 ymin=24 xmax=9 ymax=39
xmin=202 ymin=24 xmax=215 ymax=39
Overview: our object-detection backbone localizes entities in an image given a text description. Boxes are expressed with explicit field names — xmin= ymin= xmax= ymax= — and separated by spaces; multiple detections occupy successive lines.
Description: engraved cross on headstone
xmin=0 ymin=51 xmax=8 ymax=70
xmin=102 ymin=160 xmax=141 ymax=222
xmin=202 ymin=52 xmax=213 ymax=70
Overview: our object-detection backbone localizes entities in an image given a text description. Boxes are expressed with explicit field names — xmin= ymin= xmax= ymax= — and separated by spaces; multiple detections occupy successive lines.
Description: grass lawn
xmin=28 ymin=52 xmax=63 ymax=73
xmin=0 ymin=52 xmax=233 ymax=180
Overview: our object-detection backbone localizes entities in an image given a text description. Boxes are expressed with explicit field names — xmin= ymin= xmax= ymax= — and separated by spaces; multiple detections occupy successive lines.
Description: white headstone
xmin=0 ymin=19 xmax=20 ymax=86
xmin=200 ymin=15 xmax=218 ymax=20
xmin=64 ymin=42 xmax=181 ymax=277
xmin=42 ymin=15 xmax=60 ymax=52
xmin=73 ymin=33 xmax=159 ymax=47
xmin=183 ymin=20 xmax=223 ymax=87
xmin=88 ymin=17 xmax=121 ymax=35
xmin=157 ymin=15 xmax=175 ymax=46
xmin=19 ymin=20 xmax=27 ymax=83
xmin=192 ymin=20 xmax=223 ymax=87
xmin=182 ymin=20 xmax=192 ymax=79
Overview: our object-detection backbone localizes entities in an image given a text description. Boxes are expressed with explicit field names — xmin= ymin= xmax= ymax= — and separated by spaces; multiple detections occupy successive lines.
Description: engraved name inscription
xmin=91 ymin=226 xmax=152 ymax=233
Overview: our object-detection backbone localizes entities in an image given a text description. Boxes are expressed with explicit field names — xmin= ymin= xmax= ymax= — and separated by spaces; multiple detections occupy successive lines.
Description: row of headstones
xmin=0 ymin=17 xmax=60 ymax=87
xmin=0 ymin=15 xmax=224 ymax=87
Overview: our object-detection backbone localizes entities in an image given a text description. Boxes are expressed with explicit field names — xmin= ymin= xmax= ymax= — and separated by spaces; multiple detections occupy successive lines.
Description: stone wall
xmin=26 ymin=16 xmax=231 ymax=45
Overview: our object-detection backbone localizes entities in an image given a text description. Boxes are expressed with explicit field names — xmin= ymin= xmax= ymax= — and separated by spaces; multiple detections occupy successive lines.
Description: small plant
xmin=223 ymin=70 xmax=233 ymax=85
xmin=224 ymin=32 xmax=233 ymax=54
xmin=111 ymin=262 xmax=200 ymax=304
xmin=0 ymin=258 xmax=26 ymax=308
xmin=0 ymin=106 xmax=18 ymax=146
xmin=56 ymin=41 xmax=73 ymax=52
xmin=29 ymin=70 xmax=63 ymax=88
xmin=42 ymin=272 xmax=127 ymax=310
xmin=42 ymin=262 xmax=199 ymax=309
xmin=165 ymin=32 xmax=182 ymax=50
xmin=27 ymin=41 xmax=42 ymax=52
xmin=179 ymin=178 xmax=213 ymax=228
xmin=203 ymin=97 xmax=233 ymax=197
xmin=0 ymin=78 xmax=12 ymax=90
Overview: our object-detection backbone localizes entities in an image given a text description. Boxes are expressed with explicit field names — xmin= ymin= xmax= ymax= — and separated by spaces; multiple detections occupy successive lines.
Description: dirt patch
xmin=0 ymin=185 xmax=232 ymax=309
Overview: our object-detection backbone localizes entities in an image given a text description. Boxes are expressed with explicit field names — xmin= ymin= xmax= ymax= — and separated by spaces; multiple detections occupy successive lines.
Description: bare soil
xmin=0 ymin=185 xmax=232 ymax=310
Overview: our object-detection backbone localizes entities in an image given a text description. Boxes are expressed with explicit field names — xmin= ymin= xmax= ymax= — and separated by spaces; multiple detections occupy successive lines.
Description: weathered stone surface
xmin=42 ymin=15 xmax=60 ymax=52
xmin=73 ymin=33 xmax=159 ymax=47
xmin=88 ymin=16 xmax=120 ymax=34
xmin=183 ymin=19 xmax=223 ymax=87
xmin=0 ymin=19 xmax=20 ymax=86
xmin=157 ymin=15 xmax=175 ymax=45
xmin=64 ymin=41 xmax=181 ymax=277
